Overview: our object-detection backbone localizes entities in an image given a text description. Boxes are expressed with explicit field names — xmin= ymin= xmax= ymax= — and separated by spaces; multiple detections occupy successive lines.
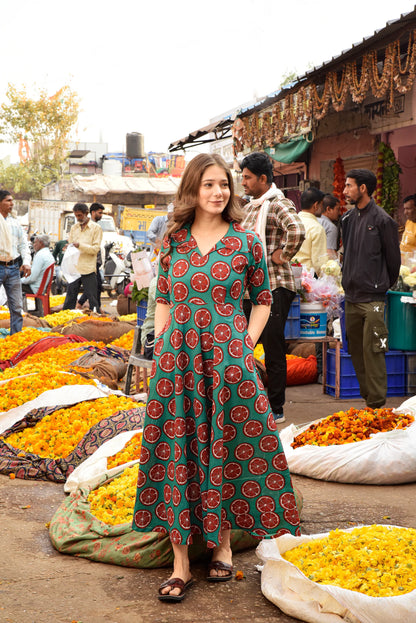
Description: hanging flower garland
xmin=378 ymin=142 xmax=402 ymax=215
xmin=332 ymin=157 xmax=346 ymax=210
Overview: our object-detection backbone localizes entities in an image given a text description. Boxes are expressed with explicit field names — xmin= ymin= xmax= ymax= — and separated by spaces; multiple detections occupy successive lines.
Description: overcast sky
xmin=1 ymin=0 xmax=415 ymax=158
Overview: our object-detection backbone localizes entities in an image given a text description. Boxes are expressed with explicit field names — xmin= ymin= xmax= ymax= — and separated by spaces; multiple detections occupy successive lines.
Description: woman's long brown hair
xmin=161 ymin=153 xmax=242 ymax=267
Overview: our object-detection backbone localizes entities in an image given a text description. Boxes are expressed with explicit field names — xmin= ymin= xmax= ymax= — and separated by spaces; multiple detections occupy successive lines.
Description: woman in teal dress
xmin=132 ymin=153 xmax=300 ymax=601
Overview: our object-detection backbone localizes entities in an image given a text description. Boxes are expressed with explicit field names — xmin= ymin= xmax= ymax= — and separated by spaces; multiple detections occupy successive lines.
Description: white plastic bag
xmin=280 ymin=397 xmax=416 ymax=484
xmin=257 ymin=527 xmax=416 ymax=623
xmin=61 ymin=245 xmax=81 ymax=284
xmin=131 ymin=250 xmax=154 ymax=289
xmin=64 ymin=428 xmax=142 ymax=493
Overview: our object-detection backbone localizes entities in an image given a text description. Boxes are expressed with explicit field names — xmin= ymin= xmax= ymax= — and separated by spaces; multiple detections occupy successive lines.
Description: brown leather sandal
xmin=158 ymin=577 xmax=194 ymax=602
xmin=206 ymin=561 xmax=233 ymax=582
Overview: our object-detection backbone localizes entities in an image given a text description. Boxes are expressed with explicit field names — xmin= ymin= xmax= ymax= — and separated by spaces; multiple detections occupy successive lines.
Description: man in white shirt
xmin=21 ymin=234 xmax=54 ymax=313
xmin=0 ymin=190 xmax=31 ymax=334
xmin=318 ymin=194 xmax=341 ymax=260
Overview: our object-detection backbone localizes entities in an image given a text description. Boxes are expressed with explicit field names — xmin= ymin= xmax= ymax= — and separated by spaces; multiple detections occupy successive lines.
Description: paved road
xmin=1 ymin=384 xmax=415 ymax=623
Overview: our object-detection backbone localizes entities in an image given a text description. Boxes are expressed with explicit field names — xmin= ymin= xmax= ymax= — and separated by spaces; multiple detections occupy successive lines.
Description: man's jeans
xmin=0 ymin=263 xmax=23 ymax=334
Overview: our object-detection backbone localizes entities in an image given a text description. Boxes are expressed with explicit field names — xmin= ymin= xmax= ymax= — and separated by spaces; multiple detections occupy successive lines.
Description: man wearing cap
xmin=0 ymin=190 xmax=31 ymax=334
xmin=21 ymin=234 xmax=54 ymax=313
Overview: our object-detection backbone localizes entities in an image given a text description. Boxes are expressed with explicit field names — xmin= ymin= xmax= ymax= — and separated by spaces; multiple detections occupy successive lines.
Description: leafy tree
xmin=0 ymin=84 xmax=80 ymax=197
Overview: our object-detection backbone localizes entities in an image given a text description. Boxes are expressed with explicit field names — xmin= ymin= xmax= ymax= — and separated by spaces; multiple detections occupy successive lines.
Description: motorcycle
xmin=101 ymin=242 xmax=131 ymax=298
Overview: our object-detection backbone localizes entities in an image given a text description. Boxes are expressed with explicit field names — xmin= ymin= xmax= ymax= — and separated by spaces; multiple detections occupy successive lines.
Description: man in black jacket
xmin=342 ymin=169 xmax=401 ymax=408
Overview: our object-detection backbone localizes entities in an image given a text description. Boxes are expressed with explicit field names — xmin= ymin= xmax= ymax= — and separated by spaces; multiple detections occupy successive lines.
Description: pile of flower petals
xmin=3 ymin=395 xmax=140 ymax=458
xmin=88 ymin=464 xmax=139 ymax=525
xmin=283 ymin=524 xmax=416 ymax=597
xmin=0 ymin=341 xmax=106 ymax=380
xmin=291 ymin=407 xmax=415 ymax=449
xmin=111 ymin=329 xmax=134 ymax=350
xmin=107 ymin=432 xmax=142 ymax=469
xmin=0 ymin=328 xmax=61 ymax=360
xmin=0 ymin=371 xmax=94 ymax=412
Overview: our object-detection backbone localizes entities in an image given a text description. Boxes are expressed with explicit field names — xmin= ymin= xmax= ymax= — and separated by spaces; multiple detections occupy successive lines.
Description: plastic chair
xmin=124 ymin=325 xmax=153 ymax=395
xmin=23 ymin=263 xmax=55 ymax=316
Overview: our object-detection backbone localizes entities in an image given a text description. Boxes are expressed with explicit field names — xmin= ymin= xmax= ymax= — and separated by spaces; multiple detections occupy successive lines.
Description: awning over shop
xmin=71 ymin=175 xmax=180 ymax=196
xmin=168 ymin=119 xmax=233 ymax=152
xmin=265 ymin=135 xmax=311 ymax=164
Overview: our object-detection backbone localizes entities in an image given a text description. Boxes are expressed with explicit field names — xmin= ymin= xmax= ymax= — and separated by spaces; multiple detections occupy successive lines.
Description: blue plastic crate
xmin=405 ymin=351 xmax=416 ymax=396
xmin=284 ymin=295 xmax=300 ymax=339
xmin=325 ymin=348 xmax=406 ymax=399
xmin=136 ymin=301 xmax=148 ymax=327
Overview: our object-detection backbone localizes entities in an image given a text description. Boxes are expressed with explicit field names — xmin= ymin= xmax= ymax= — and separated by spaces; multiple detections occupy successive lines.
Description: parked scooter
xmin=102 ymin=242 xmax=131 ymax=298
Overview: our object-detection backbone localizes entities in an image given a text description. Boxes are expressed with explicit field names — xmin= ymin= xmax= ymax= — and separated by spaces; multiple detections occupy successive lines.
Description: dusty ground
xmin=1 ymin=383 xmax=415 ymax=623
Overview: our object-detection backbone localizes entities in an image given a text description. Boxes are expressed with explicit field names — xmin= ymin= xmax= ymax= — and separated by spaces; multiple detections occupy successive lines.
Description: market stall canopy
xmin=168 ymin=119 xmax=233 ymax=152
xmin=71 ymin=175 xmax=180 ymax=196
xmin=265 ymin=135 xmax=311 ymax=164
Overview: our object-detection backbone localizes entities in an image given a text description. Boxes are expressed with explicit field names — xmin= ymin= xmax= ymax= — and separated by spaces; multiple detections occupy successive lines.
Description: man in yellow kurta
xmin=293 ymin=188 xmax=328 ymax=275
xmin=400 ymin=194 xmax=416 ymax=255
xmin=63 ymin=203 xmax=103 ymax=311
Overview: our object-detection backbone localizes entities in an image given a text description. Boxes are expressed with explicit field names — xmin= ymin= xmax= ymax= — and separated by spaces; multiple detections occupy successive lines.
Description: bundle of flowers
xmin=107 ymin=432 xmax=142 ymax=469
xmin=111 ymin=329 xmax=135 ymax=351
xmin=0 ymin=328 xmax=61 ymax=361
xmin=118 ymin=313 xmax=137 ymax=322
xmin=0 ymin=341 xmax=105 ymax=380
xmin=291 ymin=407 xmax=414 ymax=448
xmin=42 ymin=309 xmax=85 ymax=327
xmin=0 ymin=371 xmax=95 ymax=412
xmin=282 ymin=524 xmax=416 ymax=597
xmin=300 ymin=267 xmax=344 ymax=318
xmin=88 ymin=463 xmax=139 ymax=525
xmin=3 ymin=395 xmax=140 ymax=458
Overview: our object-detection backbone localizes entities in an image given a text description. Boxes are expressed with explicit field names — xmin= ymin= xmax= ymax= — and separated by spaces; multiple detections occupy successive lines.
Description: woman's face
xmin=197 ymin=165 xmax=230 ymax=217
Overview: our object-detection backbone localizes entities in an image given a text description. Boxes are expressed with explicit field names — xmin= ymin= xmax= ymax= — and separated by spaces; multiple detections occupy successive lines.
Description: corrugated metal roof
xmin=168 ymin=8 xmax=416 ymax=148
xmin=71 ymin=175 xmax=180 ymax=196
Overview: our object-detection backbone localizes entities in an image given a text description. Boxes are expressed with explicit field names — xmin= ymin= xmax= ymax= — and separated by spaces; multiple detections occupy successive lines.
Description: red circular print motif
xmin=222 ymin=482 xmax=235 ymax=499
xmin=155 ymin=378 xmax=174 ymax=398
xmin=254 ymin=394 xmax=270 ymax=415
xmin=211 ymin=285 xmax=227 ymax=304
xmin=279 ymin=492 xmax=297 ymax=510
xmin=194 ymin=308 xmax=212 ymax=329
xmin=223 ymin=424 xmax=237 ymax=442
xmin=233 ymin=314 xmax=247 ymax=332
xmin=174 ymin=304 xmax=192 ymax=324
xmin=155 ymin=442 xmax=171 ymax=461
xmin=241 ymin=480 xmax=261 ymax=498
xmin=185 ymin=328 xmax=199 ymax=349
xmin=176 ymin=351 xmax=190 ymax=370
xmin=157 ymin=275 xmax=169 ymax=294
xmin=284 ymin=508 xmax=300 ymax=526
xmin=248 ymin=457 xmax=268 ymax=475
xmin=223 ymin=462 xmax=242 ymax=480
xmin=203 ymin=513 xmax=220 ymax=533
xmin=252 ymin=241 xmax=263 ymax=263
xmin=143 ymin=425 xmax=161 ymax=444
xmin=169 ymin=329 xmax=183 ymax=350
xmin=259 ymin=435 xmax=279 ymax=452
xmin=139 ymin=446 xmax=150 ymax=464
xmin=201 ymin=332 xmax=214 ymax=351
xmin=228 ymin=339 xmax=243 ymax=358
xmin=224 ymin=365 xmax=243 ymax=384
xmin=139 ymin=487 xmax=158 ymax=506
xmin=190 ymin=251 xmax=209 ymax=267
xmin=214 ymin=323 xmax=232 ymax=343
xmin=178 ymin=509 xmax=191 ymax=529
xmin=256 ymin=495 xmax=276 ymax=513
xmin=234 ymin=442 xmax=254 ymax=461
xmin=235 ymin=514 xmax=255 ymax=529
xmin=265 ymin=473 xmax=286 ymax=491
xmin=230 ymin=280 xmax=242 ymax=300
xmin=172 ymin=258 xmax=189 ymax=277
xmin=272 ymin=453 xmax=288 ymax=471
xmin=261 ymin=511 xmax=280 ymax=529
xmin=134 ymin=509 xmax=152 ymax=529
xmin=231 ymin=254 xmax=248 ymax=274
xmin=155 ymin=502 xmax=168 ymax=521
xmin=210 ymin=261 xmax=230 ymax=281
xmin=243 ymin=419 xmax=263 ymax=438
xmin=159 ymin=352 xmax=175 ymax=373
xmin=146 ymin=400 xmax=164 ymax=420
xmin=190 ymin=272 xmax=210 ymax=292
xmin=173 ymin=282 xmax=188 ymax=301
xmin=149 ymin=463 xmax=166 ymax=482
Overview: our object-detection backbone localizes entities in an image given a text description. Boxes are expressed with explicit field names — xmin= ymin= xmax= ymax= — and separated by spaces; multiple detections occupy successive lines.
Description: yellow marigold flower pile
xmin=107 ymin=432 xmax=142 ymax=469
xmin=286 ymin=354 xmax=302 ymax=360
xmin=291 ymin=407 xmax=415 ymax=449
xmin=88 ymin=464 xmax=139 ymax=525
xmin=0 ymin=328 xmax=61 ymax=360
xmin=0 ymin=341 xmax=105 ymax=380
xmin=3 ymin=395 xmax=141 ymax=458
xmin=283 ymin=525 xmax=416 ymax=597
xmin=0 ymin=371 xmax=94 ymax=413
xmin=118 ymin=313 xmax=137 ymax=322
xmin=254 ymin=344 xmax=301 ymax=363
xmin=49 ymin=295 xmax=66 ymax=307
xmin=42 ymin=309 xmax=85 ymax=327
xmin=111 ymin=329 xmax=135 ymax=350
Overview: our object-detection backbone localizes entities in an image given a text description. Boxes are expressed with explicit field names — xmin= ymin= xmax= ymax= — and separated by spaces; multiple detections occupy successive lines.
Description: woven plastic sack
xmin=280 ymin=396 xmax=416 ymax=484
xmin=257 ymin=526 xmax=416 ymax=623
xmin=50 ymin=470 xmax=259 ymax=568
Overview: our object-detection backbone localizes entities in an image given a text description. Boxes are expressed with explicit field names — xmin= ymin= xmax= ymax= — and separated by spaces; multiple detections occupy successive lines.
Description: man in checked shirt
xmin=240 ymin=152 xmax=305 ymax=424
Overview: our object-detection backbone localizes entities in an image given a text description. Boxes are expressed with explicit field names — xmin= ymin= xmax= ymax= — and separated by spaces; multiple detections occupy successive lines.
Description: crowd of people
xmin=0 ymin=152 xmax=407 ymax=602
